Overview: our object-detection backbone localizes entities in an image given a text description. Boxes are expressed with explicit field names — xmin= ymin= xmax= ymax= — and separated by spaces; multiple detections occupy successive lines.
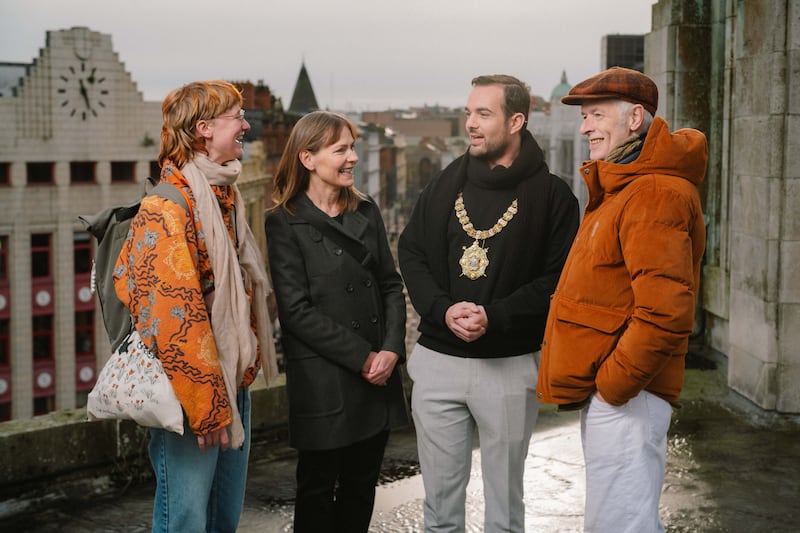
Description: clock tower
xmin=0 ymin=27 xmax=162 ymax=419
xmin=0 ymin=26 xmax=272 ymax=424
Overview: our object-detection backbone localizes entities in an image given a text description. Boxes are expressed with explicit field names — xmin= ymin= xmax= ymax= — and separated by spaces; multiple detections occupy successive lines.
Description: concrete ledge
xmin=0 ymin=379 xmax=289 ymax=520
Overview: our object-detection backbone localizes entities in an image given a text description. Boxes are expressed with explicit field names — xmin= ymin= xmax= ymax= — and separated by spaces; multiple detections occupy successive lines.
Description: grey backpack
xmin=78 ymin=178 xmax=189 ymax=351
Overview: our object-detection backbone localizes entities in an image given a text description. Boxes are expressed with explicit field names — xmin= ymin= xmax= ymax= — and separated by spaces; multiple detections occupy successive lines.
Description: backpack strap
xmin=150 ymin=181 xmax=190 ymax=217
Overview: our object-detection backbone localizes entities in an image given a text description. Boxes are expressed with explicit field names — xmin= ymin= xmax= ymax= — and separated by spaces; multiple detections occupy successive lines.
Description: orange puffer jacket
xmin=536 ymin=117 xmax=707 ymax=408
xmin=114 ymin=164 xmax=261 ymax=435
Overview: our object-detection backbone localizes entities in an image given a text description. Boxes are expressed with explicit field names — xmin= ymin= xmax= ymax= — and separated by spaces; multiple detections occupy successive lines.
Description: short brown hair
xmin=471 ymin=74 xmax=531 ymax=121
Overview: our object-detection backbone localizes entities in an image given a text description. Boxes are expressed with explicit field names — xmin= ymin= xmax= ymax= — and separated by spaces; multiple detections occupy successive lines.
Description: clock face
xmin=57 ymin=61 xmax=109 ymax=120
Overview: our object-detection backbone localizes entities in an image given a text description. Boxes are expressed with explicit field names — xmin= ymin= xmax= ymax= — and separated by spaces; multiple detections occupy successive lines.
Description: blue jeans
xmin=149 ymin=388 xmax=251 ymax=533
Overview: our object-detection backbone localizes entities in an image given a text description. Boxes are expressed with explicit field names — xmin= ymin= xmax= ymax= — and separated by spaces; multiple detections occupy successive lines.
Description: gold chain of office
xmin=454 ymin=192 xmax=519 ymax=280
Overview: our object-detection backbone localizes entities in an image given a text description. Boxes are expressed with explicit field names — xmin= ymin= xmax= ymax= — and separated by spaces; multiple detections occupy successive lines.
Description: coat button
xmin=537 ymin=392 xmax=543 ymax=398
xmin=584 ymin=169 xmax=590 ymax=174
xmin=334 ymin=248 xmax=343 ymax=256
xmin=363 ymin=279 xmax=373 ymax=287
xmin=370 ymin=315 xmax=379 ymax=324
xmin=351 ymin=320 xmax=360 ymax=329
xmin=346 ymin=283 xmax=354 ymax=293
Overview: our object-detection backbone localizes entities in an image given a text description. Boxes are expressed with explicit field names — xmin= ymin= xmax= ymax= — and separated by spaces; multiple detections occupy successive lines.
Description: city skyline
xmin=1 ymin=0 xmax=653 ymax=111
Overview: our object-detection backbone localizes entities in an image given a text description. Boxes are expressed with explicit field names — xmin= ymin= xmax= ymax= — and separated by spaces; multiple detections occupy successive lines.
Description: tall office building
xmin=601 ymin=34 xmax=645 ymax=71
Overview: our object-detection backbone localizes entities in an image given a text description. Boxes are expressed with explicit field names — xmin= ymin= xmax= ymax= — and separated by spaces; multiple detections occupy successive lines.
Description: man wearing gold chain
xmin=398 ymin=74 xmax=579 ymax=532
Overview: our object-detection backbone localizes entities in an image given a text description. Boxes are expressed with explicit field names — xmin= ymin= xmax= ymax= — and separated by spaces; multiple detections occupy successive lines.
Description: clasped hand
xmin=445 ymin=301 xmax=487 ymax=343
xmin=362 ymin=350 xmax=399 ymax=386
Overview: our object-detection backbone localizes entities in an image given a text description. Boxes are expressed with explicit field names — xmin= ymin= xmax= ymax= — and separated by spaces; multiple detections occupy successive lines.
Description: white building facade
xmin=0 ymin=27 xmax=270 ymax=421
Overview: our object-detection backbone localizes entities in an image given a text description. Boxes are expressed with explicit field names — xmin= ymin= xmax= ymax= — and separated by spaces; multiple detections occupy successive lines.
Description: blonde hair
xmin=271 ymin=111 xmax=364 ymax=214
xmin=158 ymin=80 xmax=243 ymax=168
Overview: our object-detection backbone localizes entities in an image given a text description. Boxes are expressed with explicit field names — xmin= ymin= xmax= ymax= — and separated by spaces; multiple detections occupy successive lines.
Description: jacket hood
xmin=582 ymin=116 xmax=708 ymax=202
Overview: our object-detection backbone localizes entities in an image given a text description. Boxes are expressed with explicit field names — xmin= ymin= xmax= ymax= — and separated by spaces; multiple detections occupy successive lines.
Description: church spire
xmin=288 ymin=61 xmax=319 ymax=115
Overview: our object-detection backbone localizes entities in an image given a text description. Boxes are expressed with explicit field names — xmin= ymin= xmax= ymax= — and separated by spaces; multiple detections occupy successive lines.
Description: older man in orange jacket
xmin=536 ymin=67 xmax=707 ymax=533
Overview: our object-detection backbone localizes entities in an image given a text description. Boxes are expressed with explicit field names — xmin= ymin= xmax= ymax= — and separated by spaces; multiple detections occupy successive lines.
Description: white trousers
xmin=581 ymin=390 xmax=672 ymax=533
xmin=407 ymin=344 xmax=539 ymax=533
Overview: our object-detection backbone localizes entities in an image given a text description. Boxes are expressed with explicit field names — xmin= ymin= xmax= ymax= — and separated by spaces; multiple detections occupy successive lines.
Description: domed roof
xmin=550 ymin=70 xmax=571 ymax=102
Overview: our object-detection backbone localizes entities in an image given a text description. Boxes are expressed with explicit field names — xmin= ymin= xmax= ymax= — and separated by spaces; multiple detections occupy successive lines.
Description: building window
xmin=74 ymin=232 xmax=92 ymax=275
xmin=0 ymin=318 xmax=8 ymax=367
xmin=75 ymin=311 xmax=94 ymax=357
xmin=0 ymin=162 xmax=9 ymax=186
xmin=33 ymin=315 xmax=53 ymax=361
xmin=33 ymin=396 xmax=54 ymax=416
xmin=149 ymin=160 xmax=161 ymax=180
xmin=111 ymin=161 xmax=136 ymax=183
xmin=0 ymin=236 xmax=8 ymax=370
xmin=31 ymin=234 xmax=51 ymax=279
xmin=27 ymin=162 xmax=54 ymax=185
xmin=70 ymin=161 xmax=96 ymax=184
xmin=0 ymin=235 xmax=7 ymax=282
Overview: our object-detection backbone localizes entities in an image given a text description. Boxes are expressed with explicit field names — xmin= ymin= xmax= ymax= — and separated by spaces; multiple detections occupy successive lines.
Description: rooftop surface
xmin=3 ymin=354 xmax=799 ymax=532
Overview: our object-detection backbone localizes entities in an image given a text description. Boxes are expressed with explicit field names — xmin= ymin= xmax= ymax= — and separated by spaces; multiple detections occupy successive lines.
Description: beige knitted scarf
xmin=605 ymin=135 xmax=643 ymax=163
xmin=181 ymin=153 xmax=277 ymax=449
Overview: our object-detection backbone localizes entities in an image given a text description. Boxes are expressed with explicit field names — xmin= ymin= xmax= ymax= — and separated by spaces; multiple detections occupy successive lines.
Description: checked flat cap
xmin=561 ymin=66 xmax=658 ymax=116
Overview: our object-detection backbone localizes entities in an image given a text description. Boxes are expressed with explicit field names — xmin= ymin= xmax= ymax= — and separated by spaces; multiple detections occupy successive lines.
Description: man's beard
xmin=469 ymin=138 xmax=507 ymax=163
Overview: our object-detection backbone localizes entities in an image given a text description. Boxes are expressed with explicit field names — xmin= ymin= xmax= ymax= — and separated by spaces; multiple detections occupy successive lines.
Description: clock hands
xmin=79 ymin=79 xmax=93 ymax=111
xmin=58 ymin=62 xmax=107 ymax=119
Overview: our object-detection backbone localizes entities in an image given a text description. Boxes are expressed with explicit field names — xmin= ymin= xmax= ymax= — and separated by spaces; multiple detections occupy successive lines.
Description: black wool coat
xmin=265 ymin=193 xmax=409 ymax=450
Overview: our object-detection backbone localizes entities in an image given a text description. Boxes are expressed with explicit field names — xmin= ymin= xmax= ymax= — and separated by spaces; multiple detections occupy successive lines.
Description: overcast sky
xmin=1 ymin=0 xmax=654 ymax=111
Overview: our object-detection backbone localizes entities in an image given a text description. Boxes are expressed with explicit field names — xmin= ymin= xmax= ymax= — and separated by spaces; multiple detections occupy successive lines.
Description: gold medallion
xmin=454 ymin=193 xmax=518 ymax=280
xmin=460 ymin=240 xmax=490 ymax=279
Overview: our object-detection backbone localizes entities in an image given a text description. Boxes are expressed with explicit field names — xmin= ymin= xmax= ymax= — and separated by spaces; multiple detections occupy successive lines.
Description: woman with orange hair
xmin=113 ymin=80 xmax=277 ymax=532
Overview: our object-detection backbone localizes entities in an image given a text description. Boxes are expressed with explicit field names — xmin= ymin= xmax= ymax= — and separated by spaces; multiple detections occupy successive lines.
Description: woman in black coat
xmin=265 ymin=111 xmax=408 ymax=533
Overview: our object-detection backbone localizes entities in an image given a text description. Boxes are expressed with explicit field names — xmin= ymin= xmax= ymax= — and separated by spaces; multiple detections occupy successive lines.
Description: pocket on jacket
xmin=547 ymin=298 xmax=628 ymax=381
xmin=555 ymin=298 xmax=627 ymax=334
xmin=286 ymin=355 xmax=345 ymax=418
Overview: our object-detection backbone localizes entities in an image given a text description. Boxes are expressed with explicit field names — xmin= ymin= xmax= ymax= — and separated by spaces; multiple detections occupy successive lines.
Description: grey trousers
xmin=407 ymin=344 xmax=540 ymax=533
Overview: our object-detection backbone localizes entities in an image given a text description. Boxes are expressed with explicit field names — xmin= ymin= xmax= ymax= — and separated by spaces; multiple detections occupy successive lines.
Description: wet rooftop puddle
xmin=662 ymin=395 xmax=800 ymax=532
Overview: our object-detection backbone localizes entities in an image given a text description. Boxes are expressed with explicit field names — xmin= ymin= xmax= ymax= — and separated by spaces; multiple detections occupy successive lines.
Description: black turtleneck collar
xmin=465 ymin=130 xmax=544 ymax=190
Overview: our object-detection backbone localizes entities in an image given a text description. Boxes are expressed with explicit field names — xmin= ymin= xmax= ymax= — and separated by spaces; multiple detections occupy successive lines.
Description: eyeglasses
xmin=213 ymin=109 xmax=246 ymax=121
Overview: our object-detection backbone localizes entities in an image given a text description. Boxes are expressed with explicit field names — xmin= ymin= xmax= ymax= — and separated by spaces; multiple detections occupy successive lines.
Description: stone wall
xmin=649 ymin=0 xmax=800 ymax=412
xmin=0 ymin=380 xmax=288 ymax=518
